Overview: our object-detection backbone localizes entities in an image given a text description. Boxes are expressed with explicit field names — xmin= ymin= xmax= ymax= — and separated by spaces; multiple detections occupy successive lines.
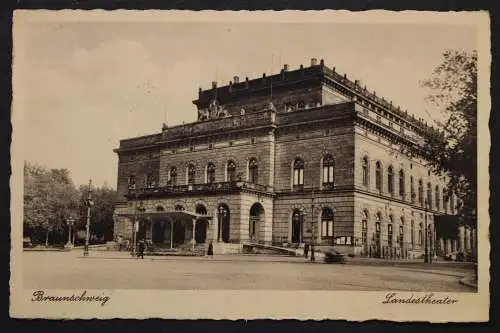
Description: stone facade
xmin=113 ymin=58 xmax=475 ymax=257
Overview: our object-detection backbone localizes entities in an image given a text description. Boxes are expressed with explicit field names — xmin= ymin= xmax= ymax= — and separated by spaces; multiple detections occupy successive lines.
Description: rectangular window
xmin=327 ymin=221 xmax=334 ymax=237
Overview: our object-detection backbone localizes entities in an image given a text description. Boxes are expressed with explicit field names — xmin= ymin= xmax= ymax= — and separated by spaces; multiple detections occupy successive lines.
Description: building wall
xmin=274 ymin=123 xmax=355 ymax=191
xmin=159 ymin=132 xmax=273 ymax=187
xmin=354 ymin=130 xmax=454 ymax=215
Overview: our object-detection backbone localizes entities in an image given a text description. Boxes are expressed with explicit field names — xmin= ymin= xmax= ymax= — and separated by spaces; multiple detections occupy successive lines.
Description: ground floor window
xmin=321 ymin=207 xmax=334 ymax=240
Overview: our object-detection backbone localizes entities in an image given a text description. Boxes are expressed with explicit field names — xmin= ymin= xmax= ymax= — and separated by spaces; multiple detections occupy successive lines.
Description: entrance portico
xmin=135 ymin=210 xmax=213 ymax=249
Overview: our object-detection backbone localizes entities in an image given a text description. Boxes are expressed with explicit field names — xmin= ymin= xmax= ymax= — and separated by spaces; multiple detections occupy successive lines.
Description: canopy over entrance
xmin=138 ymin=210 xmax=213 ymax=220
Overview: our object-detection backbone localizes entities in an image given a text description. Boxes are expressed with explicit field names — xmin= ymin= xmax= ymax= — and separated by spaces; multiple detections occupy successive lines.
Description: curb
xmin=459 ymin=275 xmax=478 ymax=289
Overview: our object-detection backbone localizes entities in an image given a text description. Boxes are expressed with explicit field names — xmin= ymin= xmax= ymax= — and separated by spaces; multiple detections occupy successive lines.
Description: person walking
xmin=207 ymin=241 xmax=214 ymax=258
xmin=137 ymin=240 xmax=145 ymax=259
xmin=304 ymin=242 xmax=309 ymax=259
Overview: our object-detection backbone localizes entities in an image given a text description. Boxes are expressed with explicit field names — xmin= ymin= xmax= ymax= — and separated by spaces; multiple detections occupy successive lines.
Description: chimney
xmin=300 ymin=64 xmax=303 ymax=69
xmin=310 ymin=58 xmax=318 ymax=66
xmin=263 ymin=73 xmax=266 ymax=78
xmin=283 ymin=64 xmax=289 ymax=71
xmin=212 ymin=81 xmax=217 ymax=89
xmin=233 ymin=76 xmax=240 ymax=84
xmin=320 ymin=59 xmax=324 ymax=66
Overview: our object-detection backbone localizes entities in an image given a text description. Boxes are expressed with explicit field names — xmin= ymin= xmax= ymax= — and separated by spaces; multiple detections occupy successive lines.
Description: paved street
xmin=22 ymin=251 xmax=475 ymax=291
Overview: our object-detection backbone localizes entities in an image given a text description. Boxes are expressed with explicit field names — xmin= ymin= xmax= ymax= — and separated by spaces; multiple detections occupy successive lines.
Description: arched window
xmin=322 ymin=154 xmax=334 ymax=185
xmin=361 ymin=210 xmax=368 ymax=246
xmin=226 ymin=160 xmax=236 ymax=182
xmin=195 ymin=204 xmax=207 ymax=215
xmin=174 ymin=204 xmax=184 ymax=211
xmin=375 ymin=161 xmax=382 ymax=191
xmin=206 ymin=163 xmax=216 ymax=183
xmin=291 ymin=209 xmax=304 ymax=243
xmin=418 ymin=179 xmax=424 ymax=206
xmin=298 ymin=100 xmax=305 ymax=109
xmin=169 ymin=167 xmax=177 ymax=186
xmin=435 ymin=185 xmax=440 ymax=210
xmin=387 ymin=166 xmax=394 ymax=196
xmin=248 ymin=158 xmax=258 ymax=184
xmin=410 ymin=176 xmax=415 ymax=203
xmin=388 ymin=215 xmax=394 ymax=248
xmin=187 ymin=164 xmax=195 ymax=185
xmin=293 ymin=158 xmax=304 ymax=187
xmin=427 ymin=182 xmax=432 ymax=208
xmin=362 ymin=156 xmax=369 ymax=186
xmin=399 ymin=169 xmax=405 ymax=200
xmin=321 ymin=207 xmax=334 ymax=240
xmin=443 ymin=188 xmax=448 ymax=213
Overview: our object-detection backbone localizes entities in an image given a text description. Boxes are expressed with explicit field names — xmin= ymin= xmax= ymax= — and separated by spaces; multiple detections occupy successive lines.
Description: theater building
xmin=113 ymin=57 xmax=475 ymax=258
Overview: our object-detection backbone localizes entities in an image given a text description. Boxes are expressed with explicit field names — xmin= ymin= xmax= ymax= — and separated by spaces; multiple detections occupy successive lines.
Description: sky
xmin=14 ymin=12 xmax=477 ymax=189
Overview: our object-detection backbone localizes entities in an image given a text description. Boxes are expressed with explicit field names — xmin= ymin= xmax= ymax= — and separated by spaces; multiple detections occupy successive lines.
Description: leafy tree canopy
xmin=421 ymin=50 xmax=477 ymax=225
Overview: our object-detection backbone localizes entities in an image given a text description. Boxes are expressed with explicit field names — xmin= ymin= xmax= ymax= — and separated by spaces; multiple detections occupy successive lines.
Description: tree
xmin=24 ymin=162 xmax=80 ymax=245
xmin=421 ymin=50 xmax=477 ymax=226
xmin=77 ymin=183 xmax=117 ymax=244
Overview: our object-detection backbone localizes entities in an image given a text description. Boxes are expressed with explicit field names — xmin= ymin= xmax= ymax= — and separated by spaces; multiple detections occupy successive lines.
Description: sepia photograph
xmin=10 ymin=10 xmax=490 ymax=321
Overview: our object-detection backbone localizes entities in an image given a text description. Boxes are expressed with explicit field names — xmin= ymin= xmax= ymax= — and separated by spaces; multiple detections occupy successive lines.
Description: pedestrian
xmin=207 ymin=241 xmax=214 ymax=258
xmin=310 ymin=244 xmax=315 ymax=262
xmin=304 ymin=242 xmax=309 ymax=258
xmin=137 ymin=240 xmax=145 ymax=259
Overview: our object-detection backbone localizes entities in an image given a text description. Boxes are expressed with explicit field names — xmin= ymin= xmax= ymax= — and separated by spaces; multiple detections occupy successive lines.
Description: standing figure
xmin=137 ymin=240 xmax=145 ymax=259
xmin=304 ymin=242 xmax=310 ymax=259
xmin=207 ymin=241 xmax=214 ymax=257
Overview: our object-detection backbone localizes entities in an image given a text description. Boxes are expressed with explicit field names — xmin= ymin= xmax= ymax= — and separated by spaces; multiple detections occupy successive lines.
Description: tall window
xmin=388 ymin=216 xmax=393 ymax=248
xmin=227 ymin=160 xmax=236 ymax=182
xmin=450 ymin=193 xmax=455 ymax=214
xmin=443 ymin=188 xmax=448 ymax=213
xmin=206 ymin=163 xmax=216 ymax=183
xmin=362 ymin=210 xmax=368 ymax=246
xmin=362 ymin=156 xmax=369 ymax=186
xmin=387 ymin=166 xmax=394 ymax=196
xmin=410 ymin=176 xmax=415 ymax=203
xmin=322 ymin=154 xmax=334 ymax=185
xmin=427 ymin=182 xmax=432 ymax=208
xmin=375 ymin=213 xmax=382 ymax=250
xmin=399 ymin=169 xmax=405 ymax=200
xmin=435 ymin=185 xmax=440 ymax=210
xmin=248 ymin=158 xmax=258 ymax=183
xmin=419 ymin=222 xmax=423 ymax=245
xmin=375 ymin=161 xmax=382 ymax=191
xmin=145 ymin=172 xmax=156 ymax=188
xmin=169 ymin=167 xmax=177 ymax=185
xmin=399 ymin=217 xmax=405 ymax=248
xmin=187 ymin=164 xmax=195 ymax=185
xmin=128 ymin=175 xmax=136 ymax=189
xmin=411 ymin=220 xmax=415 ymax=247
xmin=293 ymin=158 xmax=304 ymax=187
xmin=321 ymin=207 xmax=334 ymax=239
xmin=418 ymin=179 xmax=424 ymax=206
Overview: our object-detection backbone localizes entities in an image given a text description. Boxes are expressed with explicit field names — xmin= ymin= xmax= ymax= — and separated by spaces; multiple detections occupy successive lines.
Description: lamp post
xmin=83 ymin=179 xmax=94 ymax=257
xmin=66 ymin=216 xmax=74 ymax=248
xmin=132 ymin=201 xmax=145 ymax=256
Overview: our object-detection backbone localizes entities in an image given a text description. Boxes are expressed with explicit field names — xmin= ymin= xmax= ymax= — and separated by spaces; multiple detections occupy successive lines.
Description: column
xmin=446 ymin=238 xmax=452 ymax=254
xmin=191 ymin=218 xmax=197 ymax=249
xmin=213 ymin=208 xmax=219 ymax=242
xmin=439 ymin=237 xmax=445 ymax=255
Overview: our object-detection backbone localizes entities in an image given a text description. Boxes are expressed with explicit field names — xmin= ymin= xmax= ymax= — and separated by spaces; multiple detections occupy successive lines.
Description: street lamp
xmin=66 ymin=216 xmax=74 ymax=248
xmin=83 ymin=179 xmax=94 ymax=257
xmin=132 ymin=201 xmax=146 ymax=256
